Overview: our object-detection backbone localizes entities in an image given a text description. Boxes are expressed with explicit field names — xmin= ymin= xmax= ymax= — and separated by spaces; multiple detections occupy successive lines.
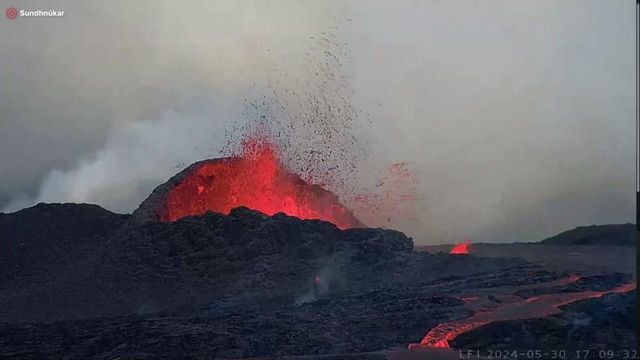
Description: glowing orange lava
xmin=409 ymin=279 xmax=636 ymax=350
xmin=160 ymin=137 xmax=363 ymax=229
xmin=450 ymin=240 xmax=473 ymax=254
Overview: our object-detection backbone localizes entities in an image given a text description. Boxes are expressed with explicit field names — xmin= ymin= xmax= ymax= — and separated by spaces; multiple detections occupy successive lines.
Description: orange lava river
xmin=409 ymin=279 xmax=637 ymax=349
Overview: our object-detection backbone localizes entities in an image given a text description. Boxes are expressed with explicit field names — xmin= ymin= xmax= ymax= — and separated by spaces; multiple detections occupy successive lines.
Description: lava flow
xmin=159 ymin=137 xmax=363 ymax=229
xmin=409 ymin=279 xmax=636 ymax=350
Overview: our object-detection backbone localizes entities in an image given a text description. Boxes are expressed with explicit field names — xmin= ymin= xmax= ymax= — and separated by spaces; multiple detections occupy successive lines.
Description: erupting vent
xmin=450 ymin=240 xmax=473 ymax=255
xmin=134 ymin=138 xmax=364 ymax=229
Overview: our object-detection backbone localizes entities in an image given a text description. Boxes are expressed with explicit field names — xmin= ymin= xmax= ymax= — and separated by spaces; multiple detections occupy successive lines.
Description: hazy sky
xmin=0 ymin=0 xmax=635 ymax=244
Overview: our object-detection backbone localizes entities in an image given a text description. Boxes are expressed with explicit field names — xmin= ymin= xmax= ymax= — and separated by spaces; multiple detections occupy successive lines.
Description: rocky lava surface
xmin=0 ymin=204 xmax=636 ymax=359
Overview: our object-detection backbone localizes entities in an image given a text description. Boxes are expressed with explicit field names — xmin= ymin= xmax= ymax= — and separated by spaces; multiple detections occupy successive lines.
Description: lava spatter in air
xmin=159 ymin=135 xmax=363 ymax=229
xmin=349 ymin=162 xmax=420 ymax=228
xmin=211 ymin=23 xmax=423 ymax=231
xmin=170 ymin=24 xmax=420 ymax=230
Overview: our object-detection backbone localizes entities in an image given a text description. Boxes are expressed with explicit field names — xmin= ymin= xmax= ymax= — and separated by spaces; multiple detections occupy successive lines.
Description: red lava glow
xmin=409 ymin=279 xmax=636 ymax=350
xmin=450 ymin=240 xmax=473 ymax=255
xmin=160 ymin=137 xmax=363 ymax=229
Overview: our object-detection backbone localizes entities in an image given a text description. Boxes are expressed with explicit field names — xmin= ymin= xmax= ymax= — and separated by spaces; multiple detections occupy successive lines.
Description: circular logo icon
xmin=5 ymin=7 xmax=18 ymax=19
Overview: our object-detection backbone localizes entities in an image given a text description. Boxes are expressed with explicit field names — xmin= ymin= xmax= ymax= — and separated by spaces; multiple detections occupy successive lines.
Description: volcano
xmin=132 ymin=143 xmax=364 ymax=229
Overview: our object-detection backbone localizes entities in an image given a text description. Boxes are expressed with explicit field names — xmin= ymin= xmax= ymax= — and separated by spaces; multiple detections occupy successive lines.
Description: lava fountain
xmin=133 ymin=136 xmax=364 ymax=229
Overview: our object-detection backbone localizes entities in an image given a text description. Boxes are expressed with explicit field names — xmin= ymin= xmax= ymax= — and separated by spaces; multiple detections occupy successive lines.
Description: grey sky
xmin=0 ymin=0 xmax=635 ymax=244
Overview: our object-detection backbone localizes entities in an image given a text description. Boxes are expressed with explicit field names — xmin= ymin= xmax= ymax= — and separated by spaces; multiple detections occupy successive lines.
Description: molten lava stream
xmin=450 ymin=240 xmax=473 ymax=254
xmin=410 ymin=279 xmax=637 ymax=349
